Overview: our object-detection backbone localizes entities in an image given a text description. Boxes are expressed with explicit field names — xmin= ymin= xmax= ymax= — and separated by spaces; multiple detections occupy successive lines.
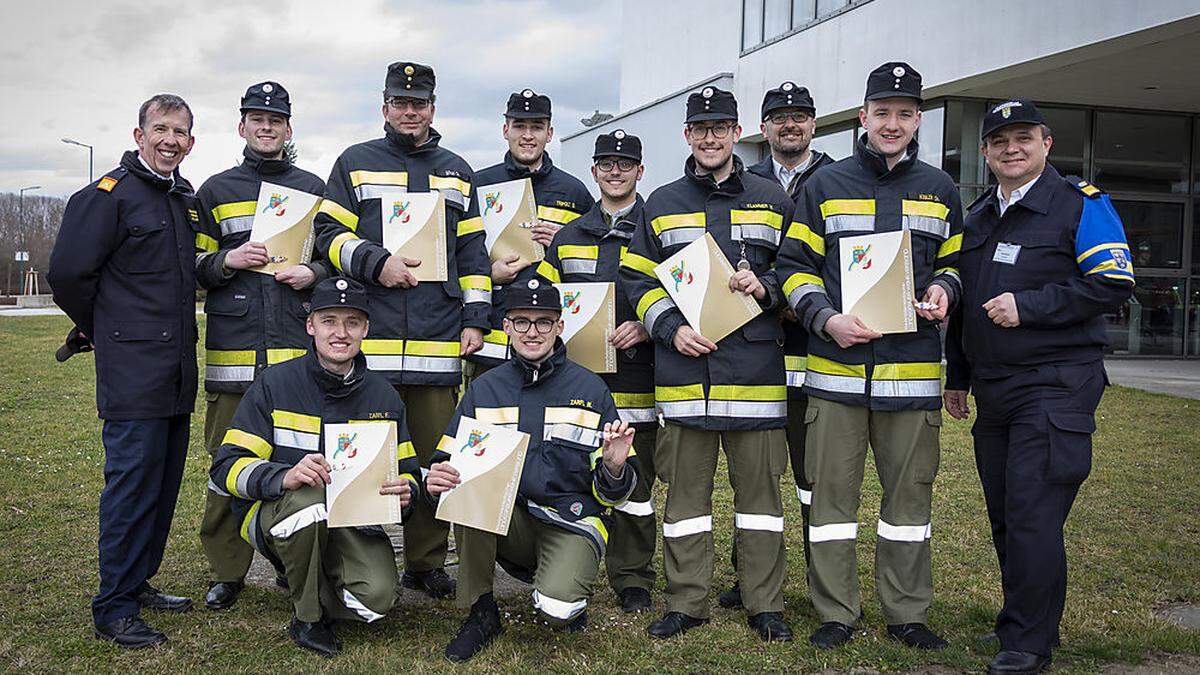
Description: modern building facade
xmin=560 ymin=0 xmax=1200 ymax=357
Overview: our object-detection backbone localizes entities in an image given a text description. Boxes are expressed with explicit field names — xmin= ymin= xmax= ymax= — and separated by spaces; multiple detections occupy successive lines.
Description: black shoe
xmin=979 ymin=631 xmax=1060 ymax=649
xmin=810 ymin=622 xmax=854 ymax=649
xmin=445 ymin=594 xmax=504 ymax=663
xmin=402 ymin=568 xmax=456 ymax=599
xmin=136 ymin=585 xmax=192 ymax=613
xmin=289 ymin=615 xmax=339 ymax=657
xmin=718 ymin=583 xmax=743 ymax=609
xmin=646 ymin=611 xmax=708 ymax=639
xmin=618 ymin=587 xmax=652 ymax=613
xmin=988 ymin=650 xmax=1051 ymax=674
xmin=275 ymin=574 xmax=290 ymax=590
xmin=93 ymin=615 xmax=167 ymax=649
xmin=560 ymin=610 xmax=588 ymax=633
xmin=887 ymin=623 xmax=948 ymax=650
xmin=748 ymin=612 xmax=793 ymax=642
xmin=205 ymin=580 xmax=244 ymax=610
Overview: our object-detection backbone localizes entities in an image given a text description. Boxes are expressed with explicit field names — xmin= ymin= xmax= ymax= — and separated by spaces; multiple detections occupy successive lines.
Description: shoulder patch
xmin=97 ymin=176 xmax=119 ymax=192
xmin=1066 ymin=175 xmax=1104 ymax=199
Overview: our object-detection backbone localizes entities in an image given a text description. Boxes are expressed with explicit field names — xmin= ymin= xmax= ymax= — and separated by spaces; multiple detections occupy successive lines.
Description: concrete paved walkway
xmin=1105 ymin=358 xmax=1200 ymax=400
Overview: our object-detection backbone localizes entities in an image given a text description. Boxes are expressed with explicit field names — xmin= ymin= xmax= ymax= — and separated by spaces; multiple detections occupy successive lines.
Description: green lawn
xmin=0 ymin=315 xmax=1197 ymax=673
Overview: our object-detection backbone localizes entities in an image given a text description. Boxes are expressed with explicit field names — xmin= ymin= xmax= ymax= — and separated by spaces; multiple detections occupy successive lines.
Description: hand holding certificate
xmin=653 ymin=232 xmax=761 ymax=344
xmin=434 ymin=417 xmax=529 ymax=535
xmin=325 ymin=421 xmax=402 ymax=528
xmin=477 ymin=178 xmax=543 ymax=266
xmin=838 ymin=229 xmax=917 ymax=334
xmin=379 ymin=190 xmax=448 ymax=282
xmin=557 ymin=282 xmax=616 ymax=373
xmin=247 ymin=182 xmax=322 ymax=275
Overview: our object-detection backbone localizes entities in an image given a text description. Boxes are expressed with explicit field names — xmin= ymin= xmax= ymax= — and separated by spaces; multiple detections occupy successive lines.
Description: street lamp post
xmin=15 ymin=185 xmax=41 ymax=296
xmin=62 ymin=138 xmax=94 ymax=184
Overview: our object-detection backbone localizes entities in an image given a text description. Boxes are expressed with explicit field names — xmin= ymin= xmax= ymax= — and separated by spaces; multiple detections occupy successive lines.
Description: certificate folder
xmin=325 ymin=421 xmax=401 ymax=528
xmin=379 ymin=190 xmax=448 ymax=281
xmin=435 ymin=417 xmax=529 ymax=536
xmin=558 ymin=282 xmax=616 ymax=374
xmin=248 ymin=182 xmax=322 ymax=275
xmin=838 ymin=229 xmax=917 ymax=334
xmin=653 ymin=232 xmax=761 ymax=343
xmin=477 ymin=177 xmax=543 ymax=265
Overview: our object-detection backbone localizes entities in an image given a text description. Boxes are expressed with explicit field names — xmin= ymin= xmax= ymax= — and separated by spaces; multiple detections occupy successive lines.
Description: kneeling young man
xmin=210 ymin=278 xmax=421 ymax=657
xmin=426 ymin=280 xmax=637 ymax=662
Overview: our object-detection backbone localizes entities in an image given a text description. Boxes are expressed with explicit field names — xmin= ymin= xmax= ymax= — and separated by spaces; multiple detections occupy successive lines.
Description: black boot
xmin=618 ymin=587 xmax=652 ymax=613
xmin=136 ymin=584 xmax=192 ymax=612
xmin=289 ymin=615 xmax=339 ymax=657
xmin=93 ymin=616 xmax=167 ymax=649
xmin=809 ymin=621 xmax=854 ymax=649
xmin=445 ymin=593 xmax=504 ymax=663
xmin=748 ymin=611 xmax=793 ymax=642
xmin=717 ymin=583 xmax=743 ymax=609
xmin=205 ymin=580 xmax=244 ymax=610
xmin=988 ymin=650 xmax=1051 ymax=674
xmin=402 ymin=568 xmax=456 ymax=599
xmin=887 ymin=623 xmax=948 ymax=650
xmin=647 ymin=611 xmax=708 ymax=638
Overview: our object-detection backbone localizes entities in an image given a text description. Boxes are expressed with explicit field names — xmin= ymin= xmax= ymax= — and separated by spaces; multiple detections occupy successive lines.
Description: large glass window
xmin=742 ymin=0 xmax=763 ymax=50
xmin=764 ymin=0 xmax=791 ymax=39
xmin=1193 ymin=197 xmax=1200 ymax=275
xmin=817 ymin=0 xmax=849 ymax=15
xmin=943 ymin=100 xmax=988 ymax=186
xmin=917 ymin=105 xmax=944 ymax=170
xmin=1093 ymin=112 xmax=1190 ymax=193
xmin=1111 ymin=200 xmax=1185 ymax=270
xmin=1106 ymin=277 xmax=1185 ymax=356
xmin=792 ymin=0 xmax=816 ymax=25
xmin=1189 ymin=279 xmax=1200 ymax=356
xmin=1041 ymin=107 xmax=1088 ymax=179
xmin=811 ymin=124 xmax=856 ymax=161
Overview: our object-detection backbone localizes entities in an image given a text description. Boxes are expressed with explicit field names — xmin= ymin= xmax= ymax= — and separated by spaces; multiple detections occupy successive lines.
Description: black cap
xmin=864 ymin=62 xmax=922 ymax=102
xmin=384 ymin=62 xmax=435 ymax=100
xmin=981 ymin=99 xmax=1047 ymax=140
xmin=593 ymin=129 xmax=642 ymax=162
xmin=686 ymin=86 xmax=738 ymax=123
xmin=240 ymin=81 xmax=291 ymax=117
xmin=505 ymin=89 xmax=552 ymax=120
xmin=504 ymin=278 xmax=561 ymax=314
xmin=310 ymin=277 xmax=370 ymax=317
xmin=761 ymin=81 xmax=815 ymax=119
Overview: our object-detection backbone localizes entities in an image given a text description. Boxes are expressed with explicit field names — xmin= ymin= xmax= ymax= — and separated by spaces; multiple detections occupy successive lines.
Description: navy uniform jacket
xmin=619 ymin=155 xmax=793 ymax=431
xmin=945 ymin=165 xmax=1135 ymax=390
xmin=195 ymin=147 xmax=328 ymax=393
xmin=48 ymin=150 xmax=200 ymax=420
xmin=313 ymin=125 xmax=492 ymax=386
xmin=748 ymin=151 xmax=836 ymax=398
xmin=470 ymin=152 xmax=595 ymax=366
xmin=209 ymin=350 xmax=420 ymax=552
xmin=534 ymin=197 xmax=656 ymax=426
xmin=431 ymin=341 xmax=636 ymax=557
xmin=776 ymin=135 xmax=963 ymax=411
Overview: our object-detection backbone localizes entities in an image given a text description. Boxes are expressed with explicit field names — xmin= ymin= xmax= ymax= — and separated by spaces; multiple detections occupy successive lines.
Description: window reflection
xmin=1094 ymin=112 xmax=1190 ymax=193
xmin=1111 ymin=200 xmax=1184 ymax=269
xmin=1105 ymin=277 xmax=1184 ymax=356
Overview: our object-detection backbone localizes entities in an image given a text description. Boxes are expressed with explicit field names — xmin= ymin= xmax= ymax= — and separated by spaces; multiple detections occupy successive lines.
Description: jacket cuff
xmin=931 ymin=278 xmax=959 ymax=312
xmin=810 ymin=307 xmax=837 ymax=340
xmin=653 ymin=311 xmax=685 ymax=349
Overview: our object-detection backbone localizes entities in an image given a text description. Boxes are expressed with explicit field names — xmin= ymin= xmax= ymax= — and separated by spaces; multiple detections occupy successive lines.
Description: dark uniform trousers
xmin=605 ymin=426 xmax=658 ymax=594
xmin=395 ymin=384 xmax=458 ymax=573
xmin=201 ymin=391 xmax=253 ymax=581
xmin=258 ymin=485 xmax=398 ymax=624
xmin=971 ymin=361 xmax=1105 ymax=656
xmin=95 ymin=415 xmax=190 ymax=626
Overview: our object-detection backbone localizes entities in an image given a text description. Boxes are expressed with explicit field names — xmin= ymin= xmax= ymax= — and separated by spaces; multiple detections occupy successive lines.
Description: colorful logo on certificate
xmin=848 ymin=244 xmax=872 ymax=271
xmin=390 ymin=200 xmax=411 ymax=224
xmin=562 ymin=290 xmax=583 ymax=314
xmin=333 ymin=432 xmax=358 ymax=459
xmin=669 ymin=261 xmax=693 ymax=291
xmin=460 ymin=429 xmax=491 ymax=457
xmin=263 ymin=192 xmax=289 ymax=216
xmin=483 ymin=192 xmax=503 ymax=216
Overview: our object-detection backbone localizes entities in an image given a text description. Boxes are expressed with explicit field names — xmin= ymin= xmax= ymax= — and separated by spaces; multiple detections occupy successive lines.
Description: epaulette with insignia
xmin=96 ymin=168 xmax=127 ymax=193
xmin=1066 ymin=175 xmax=1103 ymax=199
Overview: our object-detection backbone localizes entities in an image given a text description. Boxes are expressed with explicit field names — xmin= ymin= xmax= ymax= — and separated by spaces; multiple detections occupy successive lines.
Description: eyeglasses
xmin=767 ymin=111 xmax=812 ymax=125
xmin=595 ymin=158 xmax=638 ymax=172
xmin=506 ymin=316 xmax=557 ymax=334
xmin=687 ymin=123 xmax=734 ymax=140
xmin=386 ymin=97 xmax=431 ymax=112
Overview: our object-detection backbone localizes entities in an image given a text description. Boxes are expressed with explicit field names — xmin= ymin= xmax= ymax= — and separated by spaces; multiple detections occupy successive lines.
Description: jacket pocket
xmin=1045 ymin=410 xmax=1095 ymax=484
xmin=803 ymin=404 xmax=819 ymax=485
xmin=109 ymin=321 xmax=172 ymax=342
xmin=205 ymin=290 xmax=250 ymax=317
xmin=114 ymin=219 xmax=171 ymax=273
xmin=741 ymin=314 xmax=784 ymax=342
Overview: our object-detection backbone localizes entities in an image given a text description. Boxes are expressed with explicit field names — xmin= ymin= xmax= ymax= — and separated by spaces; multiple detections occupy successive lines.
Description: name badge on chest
xmin=993 ymin=242 xmax=1021 ymax=265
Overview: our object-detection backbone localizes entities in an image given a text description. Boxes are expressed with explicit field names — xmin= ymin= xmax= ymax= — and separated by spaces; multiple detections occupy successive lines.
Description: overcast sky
xmin=0 ymin=0 xmax=621 ymax=199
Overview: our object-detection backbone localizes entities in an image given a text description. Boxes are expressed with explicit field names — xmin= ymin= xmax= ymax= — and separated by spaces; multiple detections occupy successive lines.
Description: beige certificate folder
xmin=653 ymin=232 xmax=762 ymax=343
xmin=477 ymin=178 xmax=543 ymax=265
xmin=248 ymin=182 xmax=322 ymax=275
xmin=838 ymin=229 xmax=917 ymax=334
xmin=558 ymin=282 xmax=616 ymax=374
xmin=435 ymin=417 xmax=529 ymax=536
xmin=325 ymin=421 xmax=401 ymax=528
xmin=379 ymin=190 xmax=448 ymax=281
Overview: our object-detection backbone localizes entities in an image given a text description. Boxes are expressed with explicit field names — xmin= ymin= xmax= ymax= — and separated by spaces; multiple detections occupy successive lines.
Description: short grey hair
xmin=139 ymin=94 xmax=194 ymax=132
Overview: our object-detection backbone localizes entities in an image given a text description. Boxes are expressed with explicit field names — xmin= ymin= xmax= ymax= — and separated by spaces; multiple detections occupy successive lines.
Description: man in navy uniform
xmin=944 ymin=100 xmax=1135 ymax=674
xmin=48 ymin=94 xmax=199 ymax=648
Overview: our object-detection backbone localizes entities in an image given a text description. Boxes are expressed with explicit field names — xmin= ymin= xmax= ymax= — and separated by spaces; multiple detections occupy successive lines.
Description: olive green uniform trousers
xmin=201 ymin=391 xmax=255 ymax=582
xmin=394 ymin=384 xmax=459 ymax=573
xmin=605 ymin=426 xmax=658 ymax=594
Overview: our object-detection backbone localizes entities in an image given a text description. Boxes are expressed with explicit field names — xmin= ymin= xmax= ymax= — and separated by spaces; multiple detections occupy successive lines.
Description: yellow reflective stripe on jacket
xmin=436 ymin=434 xmax=454 ymax=452
xmin=267 ymin=348 xmax=306 ymax=364
xmin=239 ymin=500 xmax=261 ymax=543
xmin=223 ymin=428 xmax=272 ymax=459
xmin=783 ymin=272 xmax=825 ymax=296
xmin=476 ymin=406 xmax=520 ymax=425
xmin=319 ymin=199 xmax=359 ymax=231
xmin=349 ymin=170 xmax=408 ymax=188
xmin=397 ymin=440 xmax=416 ymax=461
xmin=1076 ymin=241 xmax=1130 ymax=263
xmin=635 ymin=287 xmax=669 ymax=321
xmin=225 ymin=457 xmax=258 ymax=497
xmin=558 ymin=244 xmax=598 ymax=260
xmin=730 ymin=209 xmax=784 ymax=230
xmin=655 ymin=384 xmax=705 ymax=402
xmin=328 ymin=231 xmax=358 ymax=272
xmin=937 ymin=233 xmax=963 ymax=259
xmin=545 ymin=406 xmax=602 ymax=429
xmin=271 ymin=409 xmax=321 ymax=434
xmin=785 ymin=355 xmax=807 ymax=371
xmin=207 ymin=349 xmax=256 ymax=366
xmin=211 ymin=200 xmax=257 ymax=223
xmin=459 ymin=274 xmax=491 ymax=292
xmin=536 ymin=260 xmax=561 ymax=283
xmin=405 ymin=340 xmax=460 ymax=357
xmin=483 ymin=330 xmax=509 ymax=346
xmin=621 ymin=251 xmax=658 ymax=277
xmin=537 ymin=205 xmax=582 ymax=225
xmin=429 ymin=174 xmax=470 ymax=195
xmin=651 ymin=212 xmax=706 ymax=234
xmin=901 ymin=199 xmax=950 ymax=220
xmin=196 ymin=232 xmax=218 ymax=253
xmin=872 ymin=362 xmax=942 ymax=380
xmin=361 ymin=339 xmax=404 ymax=355
xmin=806 ymin=355 xmax=866 ymax=378
xmin=457 ymin=216 xmax=484 ymax=237
xmin=613 ymin=392 xmax=655 ymax=408
xmin=784 ymin=222 xmax=825 ymax=256
xmin=709 ymin=384 xmax=786 ymax=401
xmin=820 ymin=199 xmax=875 ymax=217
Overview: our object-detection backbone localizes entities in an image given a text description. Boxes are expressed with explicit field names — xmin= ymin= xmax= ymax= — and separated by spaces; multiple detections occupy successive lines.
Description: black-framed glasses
xmin=687 ymin=123 xmax=734 ymax=140
xmin=767 ymin=111 xmax=812 ymax=125
xmin=595 ymin=158 xmax=638 ymax=172
xmin=386 ymin=97 xmax=431 ymax=111
xmin=506 ymin=316 xmax=556 ymax=334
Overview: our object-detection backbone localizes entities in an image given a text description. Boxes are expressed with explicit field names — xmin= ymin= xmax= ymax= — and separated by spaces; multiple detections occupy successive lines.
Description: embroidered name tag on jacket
xmin=993 ymin=242 xmax=1021 ymax=265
